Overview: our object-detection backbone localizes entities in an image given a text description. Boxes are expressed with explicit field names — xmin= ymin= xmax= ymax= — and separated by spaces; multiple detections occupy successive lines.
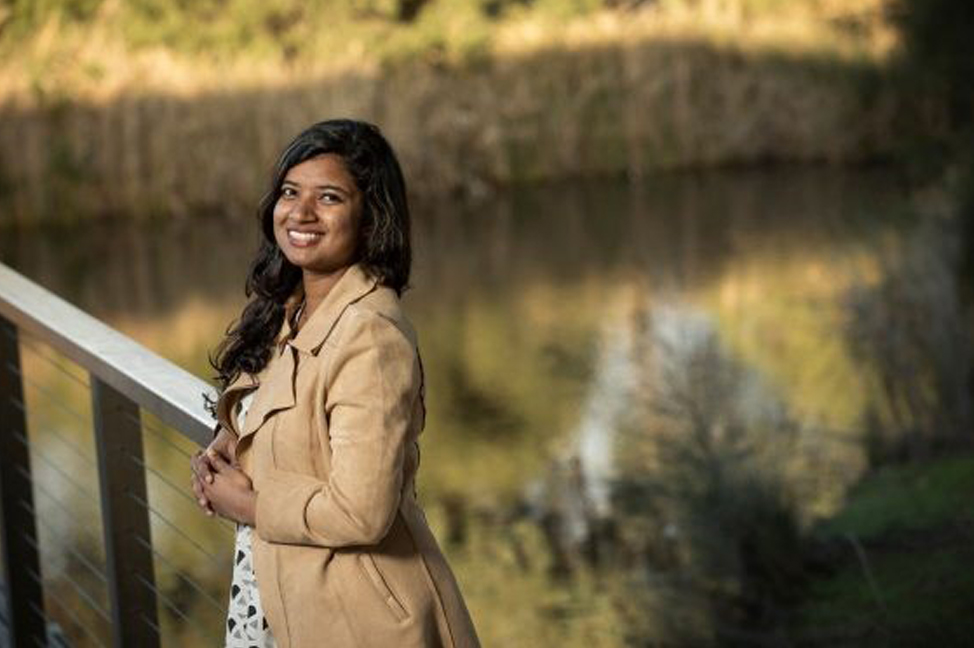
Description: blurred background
xmin=0 ymin=0 xmax=972 ymax=645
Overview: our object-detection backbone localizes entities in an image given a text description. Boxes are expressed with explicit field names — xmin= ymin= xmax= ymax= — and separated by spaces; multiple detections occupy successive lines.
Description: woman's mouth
xmin=287 ymin=230 xmax=323 ymax=247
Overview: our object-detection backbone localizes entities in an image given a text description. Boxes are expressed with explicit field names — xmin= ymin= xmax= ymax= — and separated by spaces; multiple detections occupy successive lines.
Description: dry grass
xmin=0 ymin=0 xmax=910 ymax=225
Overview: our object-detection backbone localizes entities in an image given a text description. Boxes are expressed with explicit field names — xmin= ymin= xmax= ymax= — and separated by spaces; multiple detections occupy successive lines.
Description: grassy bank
xmin=796 ymin=454 xmax=974 ymax=645
xmin=0 ymin=0 xmax=914 ymax=225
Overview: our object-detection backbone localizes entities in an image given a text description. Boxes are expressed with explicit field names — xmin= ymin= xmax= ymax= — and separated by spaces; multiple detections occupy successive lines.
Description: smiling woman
xmin=188 ymin=119 xmax=481 ymax=648
xmin=273 ymin=154 xmax=361 ymax=286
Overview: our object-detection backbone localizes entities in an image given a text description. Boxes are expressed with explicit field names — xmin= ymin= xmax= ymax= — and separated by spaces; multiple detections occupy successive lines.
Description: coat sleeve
xmin=253 ymin=308 xmax=420 ymax=547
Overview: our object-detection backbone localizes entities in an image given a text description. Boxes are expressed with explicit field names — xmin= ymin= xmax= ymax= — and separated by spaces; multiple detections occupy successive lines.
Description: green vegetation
xmin=0 ymin=0 xmax=610 ymax=71
xmin=818 ymin=456 xmax=974 ymax=539
xmin=0 ymin=0 xmax=833 ymax=60
xmin=797 ymin=455 xmax=974 ymax=646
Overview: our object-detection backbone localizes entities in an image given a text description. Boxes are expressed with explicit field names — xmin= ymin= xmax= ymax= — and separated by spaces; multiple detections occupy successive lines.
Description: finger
xmin=209 ymin=441 xmax=233 ymax=463
xmin=191 ymin=450 xmax=208 ymax=474
xmin=191 ymin=474 xmax=214 ymax=510
xmin=200 ymin=481 xmax=217 ymax=516
xmin=196 ymin=453 xmax=215 ymax=484
xmin=191 ymin=476 xmax=209 ymax=508
xmin=209 ymin=453 xmax=230 ymax=472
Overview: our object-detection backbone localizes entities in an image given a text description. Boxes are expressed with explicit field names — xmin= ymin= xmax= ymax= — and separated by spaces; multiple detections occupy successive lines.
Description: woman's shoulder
xmin=336 ymin=284 xmax=418 ymax=349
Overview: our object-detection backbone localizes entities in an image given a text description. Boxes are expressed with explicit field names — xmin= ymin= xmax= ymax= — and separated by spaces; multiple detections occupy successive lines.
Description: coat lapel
xmin=215 ymin=370 xmax=258 ymax=437
xmin=238 ymin=345 xmax=297 ymax=440
xmin=235 ymin=264 xmax=379 ymax=442
xmin=288 ymin=264 xmax=378 ymax=355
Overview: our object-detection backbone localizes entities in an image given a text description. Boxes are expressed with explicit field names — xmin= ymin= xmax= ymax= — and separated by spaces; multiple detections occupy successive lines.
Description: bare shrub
xmin=610 ymin=303 xmax=815 ymax=644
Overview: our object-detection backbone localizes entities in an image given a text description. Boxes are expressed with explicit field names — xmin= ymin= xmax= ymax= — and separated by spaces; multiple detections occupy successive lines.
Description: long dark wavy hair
xmin=205 ymin=119 xmax=412 ymax=413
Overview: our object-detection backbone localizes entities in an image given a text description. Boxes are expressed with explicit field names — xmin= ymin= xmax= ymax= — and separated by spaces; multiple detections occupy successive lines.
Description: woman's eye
xmin=280 ymin=187 xmax=297 ymax=198
xmin=320 ymin=192 xmax=341 ymax=204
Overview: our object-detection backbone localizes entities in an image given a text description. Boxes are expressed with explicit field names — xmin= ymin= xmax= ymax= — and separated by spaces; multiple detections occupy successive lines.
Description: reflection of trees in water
xmin=0 ymin=167 xmax=905 ymax=325
xmin=442 ymin=359 xmax=525 ymax=439
xmin=446 ymin=298 xmax=837 ymax=645
xmin=844 ymin=215 xmax=973 ymax=463
xmin=0 ymin=168 xmax=927 ymax=644
xmin=445 ymin=209 xmax=971 ymax=644
xmin=610 ymin=301 xmax=815 ymax=643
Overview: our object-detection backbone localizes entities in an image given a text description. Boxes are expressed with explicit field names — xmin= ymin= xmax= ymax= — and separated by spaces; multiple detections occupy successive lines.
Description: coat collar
xmin=215 ymin=263 xmax=379 ymax=438
xmin=276 ymin=263 xmax=379 ymax=355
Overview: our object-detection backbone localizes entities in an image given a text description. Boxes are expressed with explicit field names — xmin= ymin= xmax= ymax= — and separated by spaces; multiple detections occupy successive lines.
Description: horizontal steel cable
xmin=134 ymin=413 xmax=196 ymax=461
xmin=27 ymin=586 xmax=107 ymax=648
xmin=136 ymin=574 xmax=222 ymax=644
xmin=6 ymin=329 xmax=90 ymax=389
xmin=128 ymin=451 xmax=236 ymax=536
xmin=10 ymin=376 xmax=92 ymax=430
xmin=125 ymin=491 xmax=223 ymax=563
xmin=132 ymin=534 xmax=226 ymax=616
xmin=22 ymin=599 xmax=47 ymax=648
xmin=9 ymin=430 xmax=100 ymax=506
xmin=138 ymin=611 xmax=162 ymax=638
xmin=119 ymin=401 xmax=237 ymax=534
xmin=20 ymin=546 xmax=110 ymax=623
xmin=10 ymin=397 xmax=96 ymax=467
xmin=18 ymin=468 xmax=105 ymax=551
xmin=18 ymin=498 xmax=107 ymax=585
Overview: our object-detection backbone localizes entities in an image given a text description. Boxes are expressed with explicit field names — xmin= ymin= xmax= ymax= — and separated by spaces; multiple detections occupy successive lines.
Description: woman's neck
xmin=298 ymin=266 xmax=351 ymax=327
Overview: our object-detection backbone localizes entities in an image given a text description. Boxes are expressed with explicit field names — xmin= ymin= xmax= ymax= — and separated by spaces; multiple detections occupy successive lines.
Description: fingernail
xmin=206 ymin=476 xmax=213 ymax=483
xmin=199 ymin=499 xmax=206 ymax=506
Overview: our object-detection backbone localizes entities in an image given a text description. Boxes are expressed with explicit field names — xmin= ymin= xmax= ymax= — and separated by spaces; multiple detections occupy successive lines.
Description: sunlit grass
xmin=0 ymin=1 xmax=896 ymax=105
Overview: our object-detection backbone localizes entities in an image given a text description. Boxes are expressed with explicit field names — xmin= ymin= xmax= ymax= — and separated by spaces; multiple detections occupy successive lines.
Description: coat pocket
xmin=358 ymin=552 xmax=409 ymax=623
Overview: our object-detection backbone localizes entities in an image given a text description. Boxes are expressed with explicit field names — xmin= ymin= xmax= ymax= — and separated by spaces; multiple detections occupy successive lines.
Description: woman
xmin=189 ymin=119 xmax=480 ymax=648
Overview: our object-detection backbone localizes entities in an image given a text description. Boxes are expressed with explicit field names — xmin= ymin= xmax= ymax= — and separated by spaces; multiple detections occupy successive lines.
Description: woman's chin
xmin=286 ymin=255 xmax=355 ymax=278
xmin=282 ymin=246 xmax=324 ymax=268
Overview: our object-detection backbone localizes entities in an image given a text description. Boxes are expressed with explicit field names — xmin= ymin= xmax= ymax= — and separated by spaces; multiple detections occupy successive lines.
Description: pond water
xmin=0 ymin=165 xmax=936 ymax=645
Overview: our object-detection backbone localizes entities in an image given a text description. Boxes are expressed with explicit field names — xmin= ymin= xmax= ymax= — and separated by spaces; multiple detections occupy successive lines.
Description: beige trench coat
xmin=214 ymin=264 xmax=480 ymax=648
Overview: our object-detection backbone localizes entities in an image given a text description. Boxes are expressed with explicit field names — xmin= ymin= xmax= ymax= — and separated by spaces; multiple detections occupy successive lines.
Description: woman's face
xmin=273 ymin=153 xmax=363 ymax=276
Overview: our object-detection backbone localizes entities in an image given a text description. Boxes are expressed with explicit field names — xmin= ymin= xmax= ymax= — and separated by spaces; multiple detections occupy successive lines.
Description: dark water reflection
xmin=0 ymin=166 xmax=925 ymax=645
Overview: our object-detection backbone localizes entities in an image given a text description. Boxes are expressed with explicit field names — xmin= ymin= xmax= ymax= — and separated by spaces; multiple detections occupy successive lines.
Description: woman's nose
xmin=291 ymin=197 xmax=316 ymax=221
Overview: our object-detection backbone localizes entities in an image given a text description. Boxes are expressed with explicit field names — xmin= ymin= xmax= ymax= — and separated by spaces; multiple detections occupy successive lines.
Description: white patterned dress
xmin=225 ymin=391 xmax=276 ymax=647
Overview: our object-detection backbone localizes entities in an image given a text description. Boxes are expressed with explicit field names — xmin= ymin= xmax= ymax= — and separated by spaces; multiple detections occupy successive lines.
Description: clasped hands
xmin=190 ymin=427 xmax=257 ymax=526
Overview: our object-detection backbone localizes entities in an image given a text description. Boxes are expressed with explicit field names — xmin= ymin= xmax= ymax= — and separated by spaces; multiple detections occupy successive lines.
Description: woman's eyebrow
xmin=315 ymin=184 xmax=351 ymax=195
xmin=281 ymin=180 xmax=350 ymax=195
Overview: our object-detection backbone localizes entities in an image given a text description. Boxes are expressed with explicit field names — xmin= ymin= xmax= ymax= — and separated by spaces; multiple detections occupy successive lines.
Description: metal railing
xmin=0 ymin=262 xmax=221 ymax=647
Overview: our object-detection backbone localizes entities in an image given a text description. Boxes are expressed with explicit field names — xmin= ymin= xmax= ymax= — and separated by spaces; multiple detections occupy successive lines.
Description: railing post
xmin=0 ymin=317 xmax=47 ymax=647
xmin=91 ymin=377 xmax=160 ymax=648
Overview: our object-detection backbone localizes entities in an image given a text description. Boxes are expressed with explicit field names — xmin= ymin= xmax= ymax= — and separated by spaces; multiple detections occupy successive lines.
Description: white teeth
xmin=289 ymin=230 xmax=321 ymax=242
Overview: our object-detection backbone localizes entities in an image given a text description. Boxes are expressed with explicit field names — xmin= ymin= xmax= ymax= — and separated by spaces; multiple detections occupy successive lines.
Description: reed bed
xmin=0 ymin=0 xmax=911 ymax=225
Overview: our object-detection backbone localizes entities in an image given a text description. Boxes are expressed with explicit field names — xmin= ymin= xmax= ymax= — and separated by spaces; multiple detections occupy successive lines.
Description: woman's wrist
xmin=243 ymin=490 xmax=258 ymax=526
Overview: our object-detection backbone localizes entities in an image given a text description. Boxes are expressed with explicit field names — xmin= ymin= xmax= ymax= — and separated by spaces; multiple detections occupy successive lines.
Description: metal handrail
xmin=0 ymin=263 xmax=216 ymax=446
xmin=0 ymin=261 xmax=220 ymax=647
